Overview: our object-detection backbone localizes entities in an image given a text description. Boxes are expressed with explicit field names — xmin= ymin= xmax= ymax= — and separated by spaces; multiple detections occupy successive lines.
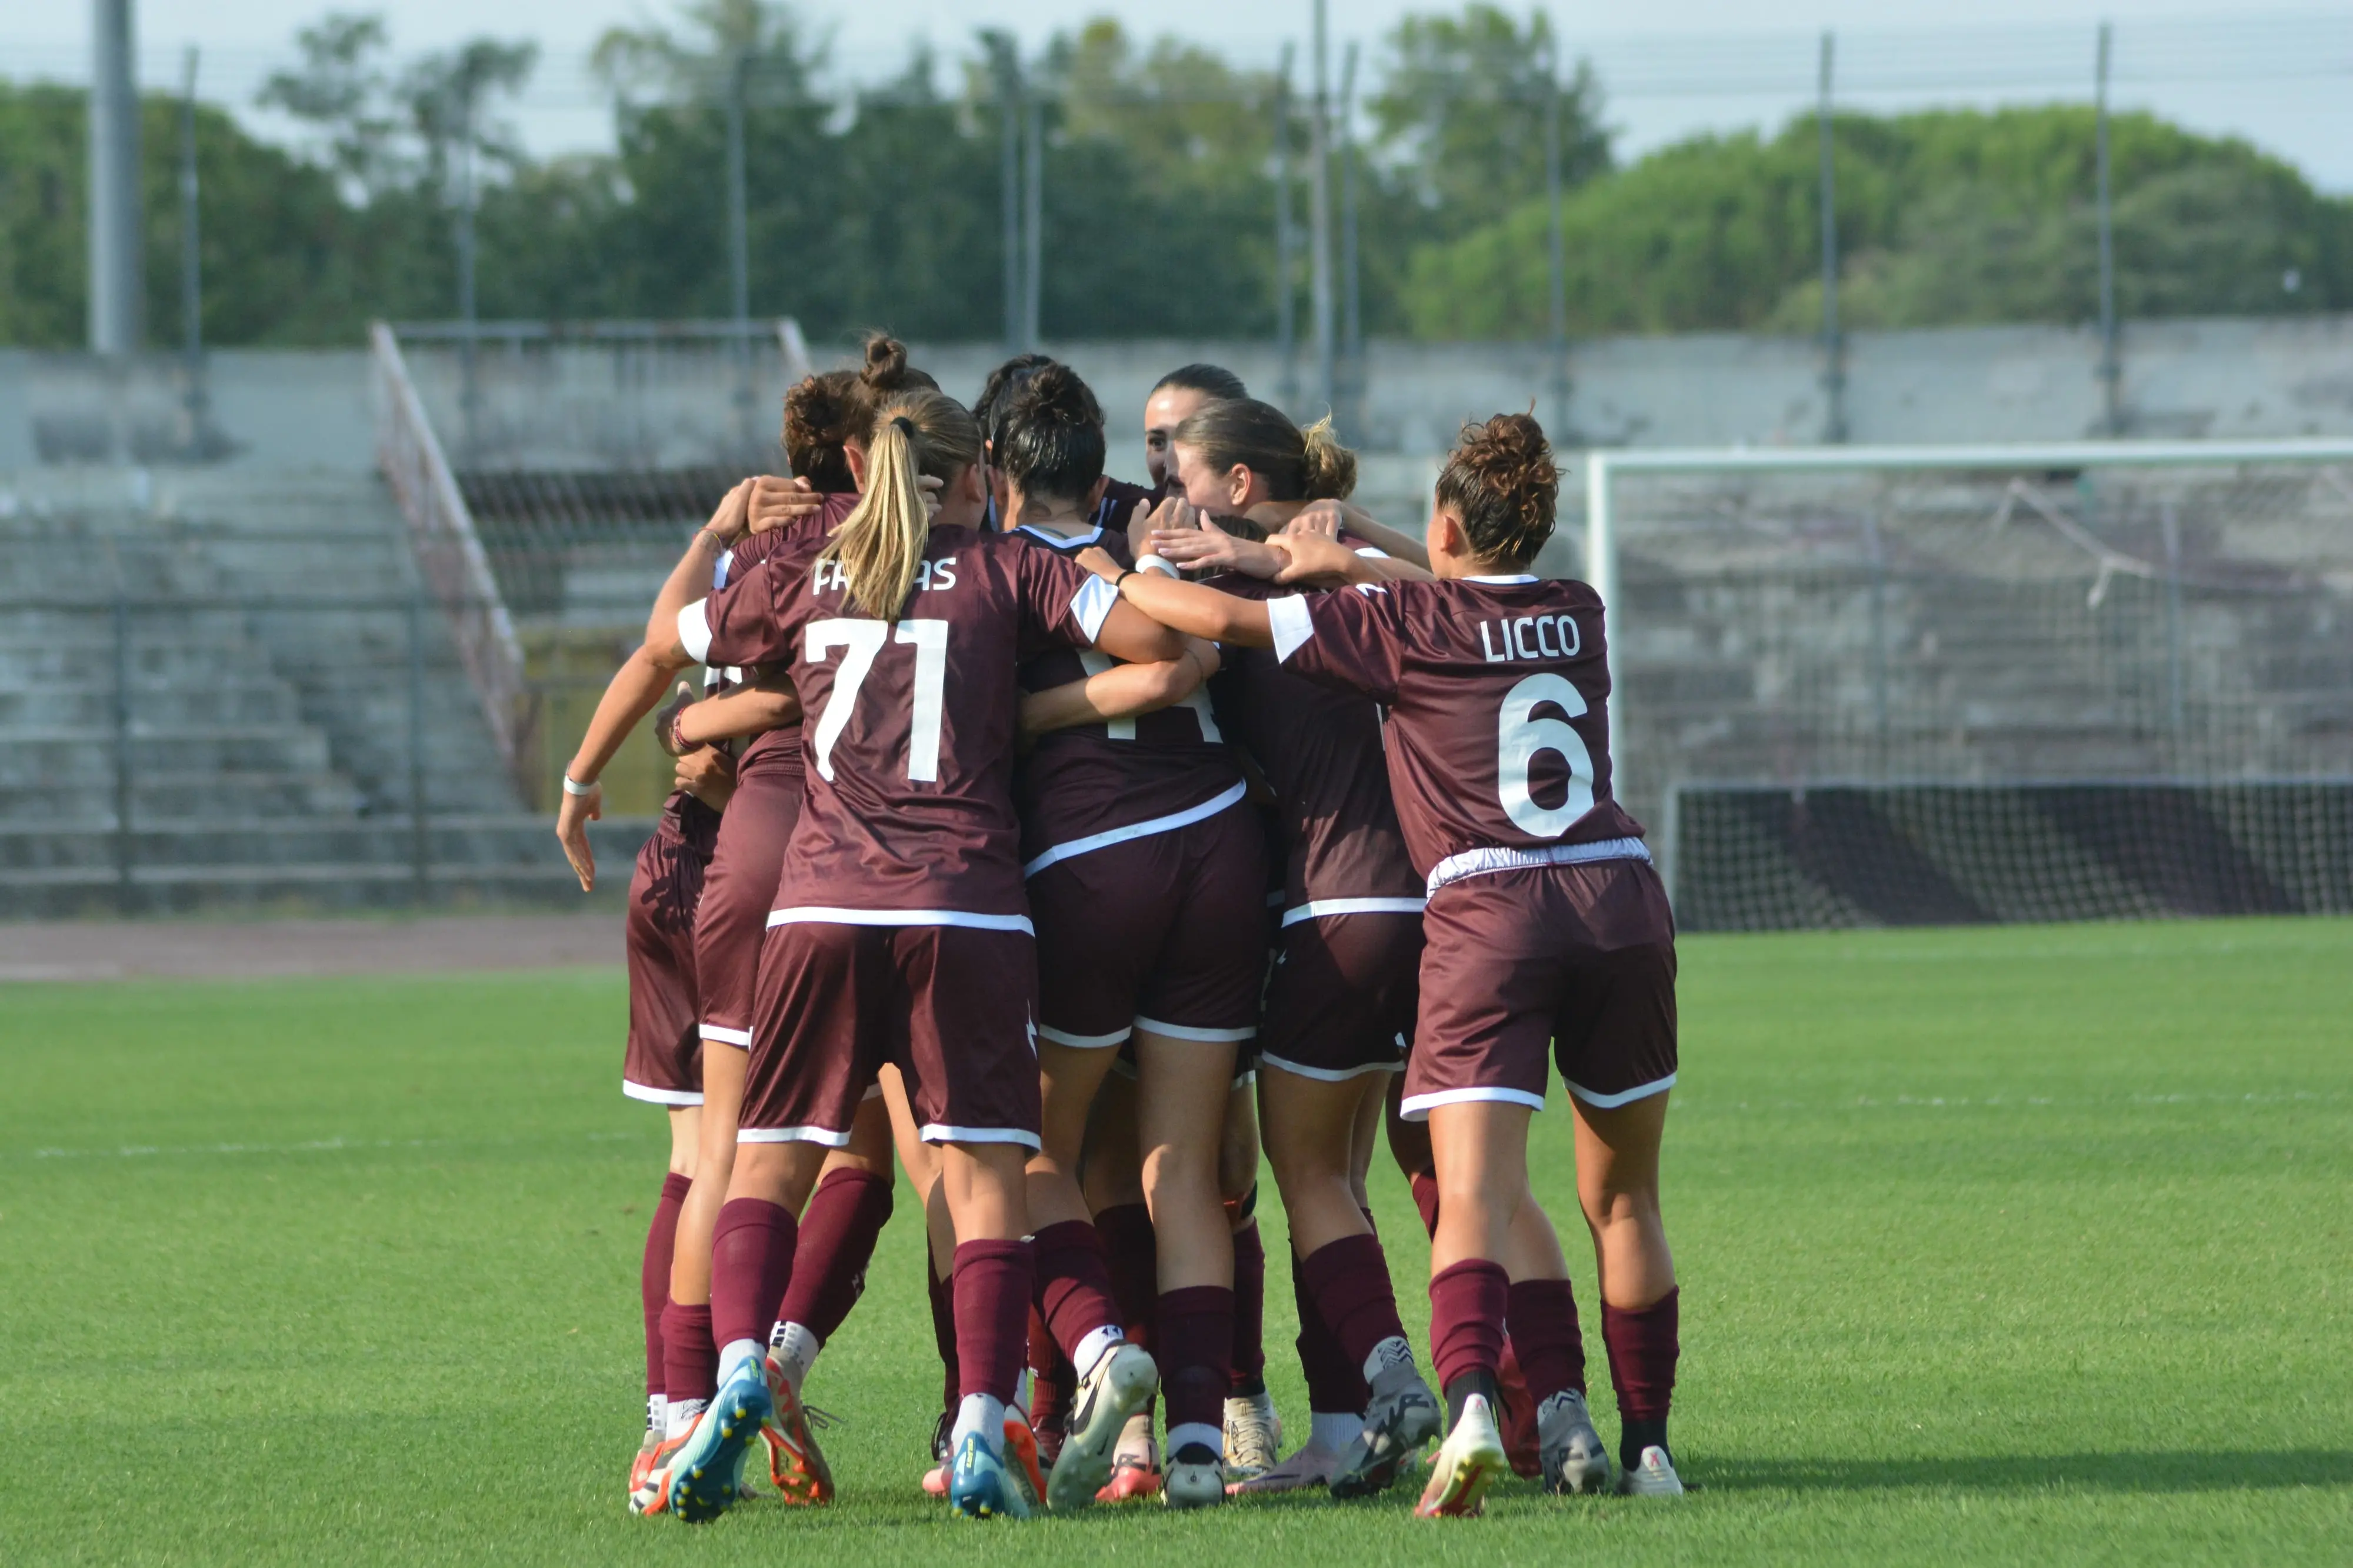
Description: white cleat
xmin=1229 ymin=1440 xmax=1341 ymax=1495
xmin=1538 ymin=1389 xmax=1612 ymax=1495
xmin=1222 ymin=1390 xmax=1281 ymax=1483
xmin=1616 ymin=1444 xmax=1685 ymax=1497
xmin=1045 ymin=1342 xmax=1159 ymax=1513
xmin=1413 ymin=1394 xmax=1507 ymax=1519
xmin=1162 ymin=1441 xmax=1227 ymax=1510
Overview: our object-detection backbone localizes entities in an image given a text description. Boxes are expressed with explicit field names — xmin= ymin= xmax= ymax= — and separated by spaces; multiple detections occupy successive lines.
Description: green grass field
xmin=4 ymin=918 xmax=2349 ymax=1565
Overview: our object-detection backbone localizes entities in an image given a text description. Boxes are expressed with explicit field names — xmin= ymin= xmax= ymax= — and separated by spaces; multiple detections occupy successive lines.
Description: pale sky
xmin=9 ymin=1 xmax=2351 ymax=189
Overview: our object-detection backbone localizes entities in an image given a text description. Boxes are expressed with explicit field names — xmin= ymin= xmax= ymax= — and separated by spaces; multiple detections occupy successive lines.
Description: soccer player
xmin=1136 ymin=397 xmax=1448 ymax=1498
xmin=990 ymin=363 xmax=1267 ymax=1512
xmin=1075 ymin=411 xmax=1687 ymax=1516
xmin=645 ymin=388 xmax=1187 ymax=1522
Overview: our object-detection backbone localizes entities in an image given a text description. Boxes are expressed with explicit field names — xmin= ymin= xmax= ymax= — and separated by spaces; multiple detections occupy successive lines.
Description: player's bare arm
xmin=663 ymin=676 xmax=803 ymax=754
xmin=1018 ymin=638 xmax=1220 ymax=740
xmin=1146 ymin=515 xmax=1286 ymax=578
xmin=1076 ymin=543 xmax=1275 ymax=648
xmin=555 ymin=645 xmax=696 ymax=892
xmin=1266 ymin=529 xmax=1435 ymax=588
xmin=643 ymin=479 xmax=753 ymax=656
xmin=1288 ymin=499 xmax=1434 ymax=571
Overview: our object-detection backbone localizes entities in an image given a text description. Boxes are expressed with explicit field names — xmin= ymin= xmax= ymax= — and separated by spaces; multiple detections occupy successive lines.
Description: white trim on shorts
xmin=1037 ymin=1023 xmax=1132 ymax=1049
xmin=699 ymin=1023 xmax=753 ymax=1046
xmin=738 ymin=1125 xmax=853 ymax=1147
xmin=1565 ymin=1072 xmax=1677 ymax=1109
xmin=623 ymin=1080 xmax=705 ymax=1106
xmin=1424 ymin=838 xmax=1650 ymax=897
xmin=1022 ymin=780 xmax=1249 ymax=878
xmin=1258 ymin=1052 xmax=1404 ymax=1083
xmin=1279 ymin=895 xmax=1427 ymax=927
xmin=1134 ymin=1015 xmax=1257 ymax=1043
xmin=1398 ymin=1085 xmax=1548 ymax=1120
xmin=920 ymin=1123 xmax=1044 ymax=1150
xmin=766 ymin=906 xmax=1035 ymax=934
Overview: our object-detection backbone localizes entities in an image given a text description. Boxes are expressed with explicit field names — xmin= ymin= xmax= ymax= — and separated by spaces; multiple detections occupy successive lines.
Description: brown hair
xmin=1169 ymin=398 xmax=1355 ymax=502
xmin=1434 ymin=413 xmax=1558 ymax=568
xmin=782 ymin=369 xmax=859 ymax=492
xmin=818 ymin=389 xmax=982 ymax=619
xmin=841 ymin=334 xmax=939 ymax=438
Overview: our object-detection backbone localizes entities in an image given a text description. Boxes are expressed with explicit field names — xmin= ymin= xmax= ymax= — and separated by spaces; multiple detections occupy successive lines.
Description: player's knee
xmin=1579 ymin=1180 xmax=1660 ymax=1234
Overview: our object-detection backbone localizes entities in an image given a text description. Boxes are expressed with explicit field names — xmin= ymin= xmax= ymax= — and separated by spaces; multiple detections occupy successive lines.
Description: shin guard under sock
xmin=641 ymin=1172 xmax=692 ymax=1395
xmin=775 ymin=1167 xmax=894 ymax=1344
xmin=709 ymin=1198 xmax=796 ymax=1356
xmin=952 ymin=1239 xmax=1034 ymax=1404
xmin=1427 ymin=1259 xmax=1508 ymax=1393
xmin=1602 ymin=1287 xmax=1679 ymax=1469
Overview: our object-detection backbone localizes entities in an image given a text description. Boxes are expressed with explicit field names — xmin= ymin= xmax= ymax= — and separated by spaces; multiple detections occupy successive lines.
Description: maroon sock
xmin=1409 ymin=1172 xmax=1442 ymax=1239
xmin=1027 ymin=1306 xmax=1074 ymax=1432
xmin=952 ymin=1239 xmax=1034 ymax=1404
xmin=1094 ymin=1202 xmax=1159 ymax=1352
xmin=660 ymin=1300 xmax=718 ymax=1406
xmin=1291 ymin=1246 xmax=1368 ymax=1413
xmin=1031 ymin=1219 xmax=1123 ymax=1359
xmin=926 ymin=1258 xmax=960 ymax=1412
xmin=1229 ymin=1222 xmax=1267 ymax=1394
xmin=1507 ymin=1277 xmax=1587 ymax=1404
xmin=641 ymin=1172 xmax=692 ymax=1395
xmin=1156 ymin=1285 xmax=1234 ymax=1446
xmin=709 ymin=1197 xmax=796 ymax=1353
xmin=1602 ymin=1287 xmax=1679 ymax=1462
xmin=1428 ymin=1259 xmax=1508 ymax=1391
xmin=775 ymin=1167 xmax=893 ymax=1343
xmin=1301 ymin=1232 xmax=1410 ymax=1379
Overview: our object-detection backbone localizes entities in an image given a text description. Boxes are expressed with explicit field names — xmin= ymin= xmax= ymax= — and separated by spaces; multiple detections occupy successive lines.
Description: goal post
xmin=1576 ymin=437 xmax=2353 ymax=930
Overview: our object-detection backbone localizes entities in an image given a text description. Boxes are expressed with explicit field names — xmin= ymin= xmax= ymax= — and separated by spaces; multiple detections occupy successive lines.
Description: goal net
xmin=1578 ymin=440 xmax=2353 ymax=931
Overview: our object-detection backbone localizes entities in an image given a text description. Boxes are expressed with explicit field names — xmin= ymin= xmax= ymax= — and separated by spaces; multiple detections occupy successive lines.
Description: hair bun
xmin=862 ymin=335 xmax=911 ymax=386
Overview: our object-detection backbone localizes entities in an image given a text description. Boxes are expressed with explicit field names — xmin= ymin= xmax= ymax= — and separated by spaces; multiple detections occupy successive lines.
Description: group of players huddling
xmin=555 ymin=338 xmax=1685 ymax=1522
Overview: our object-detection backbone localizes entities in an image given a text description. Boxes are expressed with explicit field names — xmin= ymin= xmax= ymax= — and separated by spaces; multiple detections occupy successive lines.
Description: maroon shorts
xmin=739 ymin=920 xmax=1041 ymax=1148
xmin=692 ymin=750 xmax=802 ymax=1050
xmin=622 ymin=800 xmax=721 ymax=1105
xmin=1027 ymin=802 xmax=1265 ymax=1050
xmin=1258 ymin=910 xmax=1424 ymax=1082
xmin=1404 ymin=860 xmax=1677 ymax=1120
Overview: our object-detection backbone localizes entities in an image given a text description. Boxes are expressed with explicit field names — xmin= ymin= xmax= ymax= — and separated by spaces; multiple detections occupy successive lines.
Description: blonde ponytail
xmin=1298 ymin=414 xmax=1359 ymax=502
xmin=819 ymin=389 xmax=982 ymax=620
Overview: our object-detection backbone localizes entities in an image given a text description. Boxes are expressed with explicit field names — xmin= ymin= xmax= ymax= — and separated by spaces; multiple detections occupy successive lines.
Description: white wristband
xmin=1136 ymin=554 xmax=1180 ymax=578
xmin=561 ymin=775 xmax=597 ymax=797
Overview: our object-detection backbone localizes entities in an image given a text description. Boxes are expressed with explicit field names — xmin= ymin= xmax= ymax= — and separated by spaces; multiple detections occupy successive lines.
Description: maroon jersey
xmin=709 ymin=493 xmax=856 ymax=782
xmin=682 ymin=522 xmax=1117 ymax=923
xmin=1008 ymin=525 xmax=1244 ymax=869
xmin=1210 ymin=575 xmax=1421 ymax=917
xmin=1268 ymin=573 xmax=1645 ymax=890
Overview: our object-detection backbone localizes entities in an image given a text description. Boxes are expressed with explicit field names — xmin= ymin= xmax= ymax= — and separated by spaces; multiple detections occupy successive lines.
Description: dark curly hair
xmin=993 ymin=362 xmax=1106 ymax=503
xmin=1434 ymin=413 xmax=1558 ymax=568
xmin=781 ymin=369 xmax=859 ymax=492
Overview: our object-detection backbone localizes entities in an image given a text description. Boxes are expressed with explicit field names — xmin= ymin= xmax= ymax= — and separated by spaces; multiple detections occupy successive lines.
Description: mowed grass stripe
xmin=1 ymin=918 xmax=2347 ymax=1565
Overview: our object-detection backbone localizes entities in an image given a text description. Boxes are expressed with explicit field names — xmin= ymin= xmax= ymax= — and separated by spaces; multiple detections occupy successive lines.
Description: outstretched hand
xmin=748 ymin=474 xmax=823 ymax=534
xmin=555 ymin=780 xmax=603 ymax=893
xmin=1267 ymin=529 xmax=1366 ymax=586
xmin=1152 ymin=515 xmax=1283 ymax=579
xmin=1284 ymin=500 xmax=1347 ymax=541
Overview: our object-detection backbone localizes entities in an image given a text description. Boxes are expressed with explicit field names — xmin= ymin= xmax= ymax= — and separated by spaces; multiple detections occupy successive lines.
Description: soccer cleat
xmin=921 ymin=1409 xmax=952 ymax=1497
xmin=1331 ymin=1367 xmax=1442 ymax=1499
xmin=947 ymin=1432 xmax=1032 ymax=1520
xmin=1222 ymin=1390 xmax=1281 ymax=1483
xmin=758 ymin=1356 xmax=835 ymax=1506
xmin=1162 ymin=1441 xmax=1227 ymax=1510
xmin=1096 ymin=1418 xmax=1162 ymax=1502
xmin=1045 ymin=1342 xmax=1158 ymax=1513
xmin=1616 ymin=1444 xmax=1685 ymax=1497
xmin=1231 ymin=1440 xmax=1341 ymax=1495
xmin=1413 ymin=1393 xmax=1507 ymax=1519
xmin=665 ymin=1358 xmax=771 ymax=1523
xmin=1001 ymin=1407 xmax=1048 ymax=1510
xmin=628 ymin=1432 xmax=685 ymax=1516
xmin=1537 ymin=1389 xmax=1612 ymax=1495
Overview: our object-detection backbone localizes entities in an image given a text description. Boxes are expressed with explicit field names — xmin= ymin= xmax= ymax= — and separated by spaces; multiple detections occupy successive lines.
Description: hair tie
xmin=891 ymin=415 xmax=916 ymax=439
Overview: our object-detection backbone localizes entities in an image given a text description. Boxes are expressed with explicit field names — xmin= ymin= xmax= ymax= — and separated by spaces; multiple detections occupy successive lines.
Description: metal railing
xmin=369 ymin=322 xmax=539 ymax=799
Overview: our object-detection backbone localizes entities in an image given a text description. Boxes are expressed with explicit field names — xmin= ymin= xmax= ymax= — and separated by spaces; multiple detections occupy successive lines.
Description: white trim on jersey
xmin=1565 ymin=1072 xmax=1677 ymax=1109
xmin=1424 ymin=836 xmax=1651 ymax=896
xmin=1258 ymin=1052 xmax=1404 ymax=1083
xmin=1016 ymin=522 xmax=1105 ymax=549
xmin=1071 ymin=576 xmax=1119 ymax=643
xmin=1279 ymin=895 xmax=1427 ymax=926
xmin=1036 ymin=1023 xmax=1132 ymax=1049
xmin=678 ymin=599 xmax=715 ymax=664
xmin=766 ymin=906 xmax=1036 ymax=934
xmin=1266 ymin=593 xmax=1315 ymax=662
xmin=1022 ymin=779 xmax=1248 ymax=878
xmin=714 ymin=549 xmax=734 ymax=589
xmin=1398 ymin=1085 xmax=1548 ymax=1120
xmin=1465 ymin=573 xmax=1541 ymax=585
xmin=1134 ymin=1015 xmax=1257 ymax=1043
xmin=1355 ymin=546 xmax=1391 ymax=559
xmin=919 ymin=1123 xmax=1044 ymax=1150
xmin=622 ymin=1080 xmax=705 ymax=1106
xmin=698 ymin=1023 xmax=754 ymax=1046
xmin=739 ymin=1125 xmax=853 ymax=1147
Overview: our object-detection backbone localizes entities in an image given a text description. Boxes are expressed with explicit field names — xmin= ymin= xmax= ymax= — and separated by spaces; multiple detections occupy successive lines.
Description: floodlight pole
xmin=1337 ymin=42 xmax=1362 ymax=442
xmin=454 ymin=83 xmax=479 ymax=460
xmin=88 ymin=0 xmax=143 ymax=356
xmin=1543 ymin=33 xmax=1571 ymax=441
xmin=1309 ymin=0 xmax=1336 ymax=417
xmin=1273 ymin=45 xmax=1298 ymax=409
xmin=1817 ymin=31 xmax=1846 ymax=445
xmin=726 ymin=51 xmax=753 ymax=447
xmin=178 ymin=46 xmax=209 ymax=453
xmin=1022 ymin=87 xmax=1044 ymax=349
xmin=991 ymin=37 xmax=1022 ymax=355
xmin=2095 ymin=21 xmax=2121 ymax=435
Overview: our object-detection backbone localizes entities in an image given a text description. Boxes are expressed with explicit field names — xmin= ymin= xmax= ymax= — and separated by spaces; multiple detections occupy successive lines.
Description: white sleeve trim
xmin=1071 ymin=576 xmax=1118 ymax=643
xmin=1267 ymin=594 xmax=1316 ymax=662
xmin=677 ymin=600 xmax=714 ymax=665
